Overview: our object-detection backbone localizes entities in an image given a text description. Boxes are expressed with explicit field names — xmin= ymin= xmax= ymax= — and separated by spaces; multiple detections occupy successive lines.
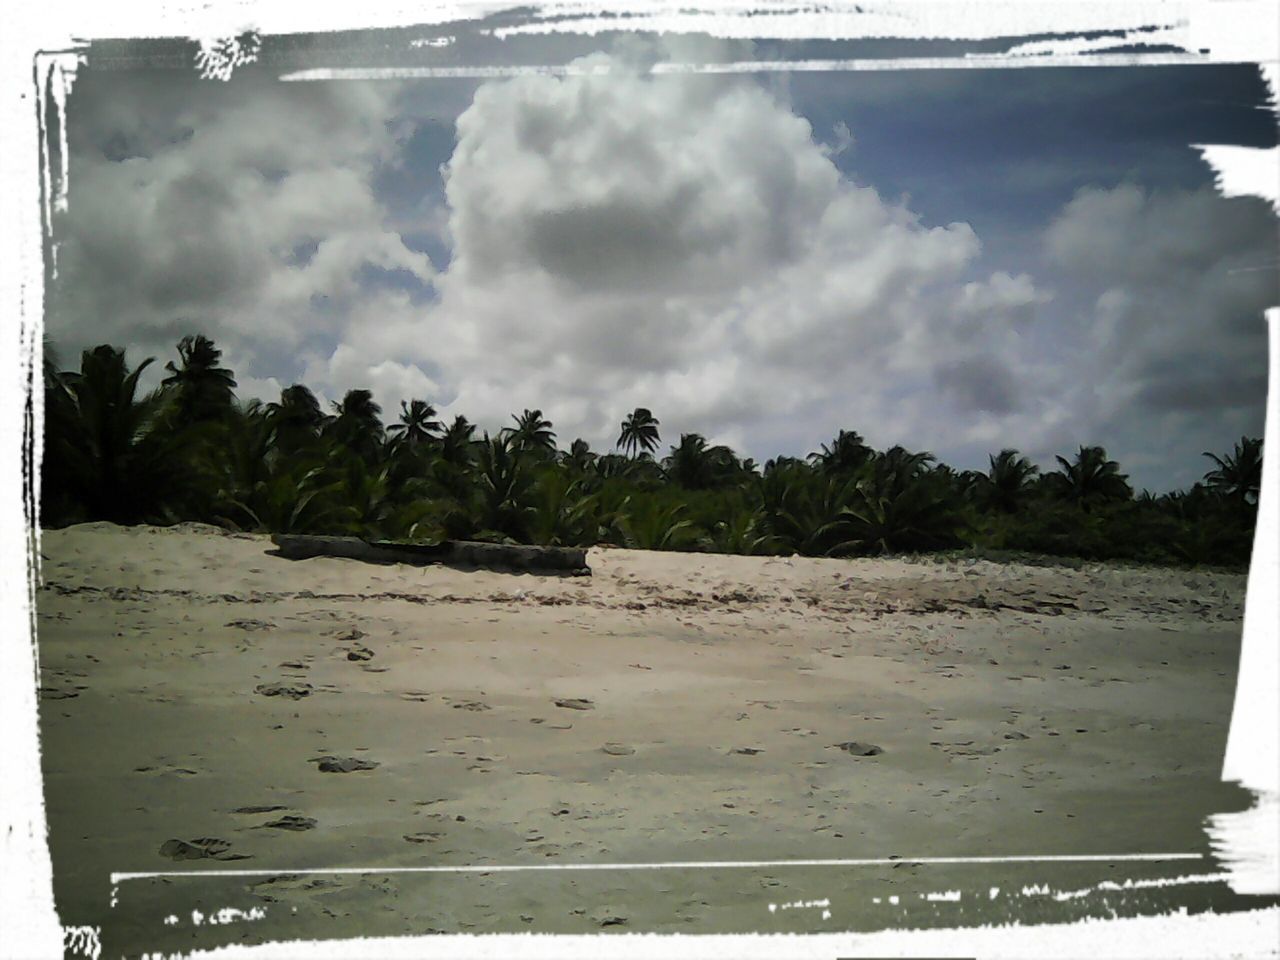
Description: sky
xmin=46 ymin=33 xmax=1280 ymax=493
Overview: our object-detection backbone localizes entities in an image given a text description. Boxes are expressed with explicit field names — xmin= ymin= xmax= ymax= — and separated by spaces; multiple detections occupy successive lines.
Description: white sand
xmin=33 ymin=523 xmax=1259 ymax=954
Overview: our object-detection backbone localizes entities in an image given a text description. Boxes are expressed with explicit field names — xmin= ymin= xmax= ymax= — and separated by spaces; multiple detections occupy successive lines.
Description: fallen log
xmin=270 ymin=535 xmax=590 ymax=576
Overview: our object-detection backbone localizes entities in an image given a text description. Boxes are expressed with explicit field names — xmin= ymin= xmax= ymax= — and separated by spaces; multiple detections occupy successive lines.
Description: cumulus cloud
xmin=1040 ymin=183 xmax=1277 ymax=488
xmin=50 ymin=72 xmax=433 ymax=387
xmin=317 ymin=47 xmax=1029 ymax=457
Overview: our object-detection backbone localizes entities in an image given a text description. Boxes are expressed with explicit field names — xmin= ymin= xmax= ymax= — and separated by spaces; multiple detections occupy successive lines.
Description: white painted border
xmin=4 ymin=2 xmax=1277 ymax=959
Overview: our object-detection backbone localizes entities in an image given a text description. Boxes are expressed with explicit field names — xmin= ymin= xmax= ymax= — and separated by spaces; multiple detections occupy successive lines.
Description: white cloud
xmin=322 ymin=46 xmax=1023 ymax=457
xmin=50 ymin=74 xmax=433 ymax=389
xmin=1039 ymin=183 xmax=1276 ymax=488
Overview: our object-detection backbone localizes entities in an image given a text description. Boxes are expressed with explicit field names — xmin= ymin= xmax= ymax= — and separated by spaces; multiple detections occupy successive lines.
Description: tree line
xmin=40 ymin=335 xmax=1263 ymax=569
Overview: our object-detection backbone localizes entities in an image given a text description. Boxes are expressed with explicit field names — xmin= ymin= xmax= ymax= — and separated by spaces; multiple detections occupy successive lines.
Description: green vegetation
xmin=39 ymin=337 xmax=1262 ymax=569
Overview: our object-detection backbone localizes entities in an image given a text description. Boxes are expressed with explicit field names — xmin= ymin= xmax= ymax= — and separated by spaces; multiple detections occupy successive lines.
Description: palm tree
xmin=664 ymin=433 xmax=739 ymax=490
xmin=439 ymin=415 xmax=476 ymax=467
xmin=473 ymin=432 xmax=536 ymax=542
xmin=809 ymin=429 xmax=872 ymax=476
xmin=1203 ymin=437 xmax=1263 ymax=509
xmin=864 ymin=446 xmax=936 ymax=501
xmin=47 ymin=345 xmax=174 ymax=523
xmin=161 ymin=334 xmax=237 ymax=424
xmin=267 ymin=384 xmax=326 ymax=456
xmin=509 ymin=408 xmax=556 ymax=457
xmin=837 ymin=470 xmax=965 ymax=555
xmin=327 ymin=389 xmax=384 ymax=462
xmin=616 ymin=499 xmax=698 ymax=551
xmin=1052 ymin=445 xmax=1132 ymax=512
xmin=562 ymin=438 xmax=596 ymax=473
xmin=617 ymin=407 xmax=660 ymax=457
xmin=975 ymin=449 xmax=1040 ymax=514
xmin=665 ymin=433 xmax=713 ymax=489
xmin=388 ymin=399 xmax=443 ymax=450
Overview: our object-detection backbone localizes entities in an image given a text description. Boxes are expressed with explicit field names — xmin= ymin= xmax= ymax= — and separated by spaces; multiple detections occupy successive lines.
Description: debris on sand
xmin=262 ymin=815 xmax=316 ymax=831
xmin=346 ymin=646 xmax=374 ymax=661
xmin=555 ymin=698 xmax=594 ymax=711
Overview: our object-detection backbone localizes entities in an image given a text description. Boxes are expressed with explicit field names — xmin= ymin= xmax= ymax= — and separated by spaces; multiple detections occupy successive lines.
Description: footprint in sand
xmin=733 ymin=747 xmax=764 ymax=756
xmin=39 ymin=686 xmax=86 ymax=700
xmin=227 ymin=619 xmax=274 ymax=632
xmin=233 ymin=804 xmax=289 ymax=814
xmin=403 ymin=831 xmax=445 ymax=844
xmin=135 ymin=763 xmax=200 ymax=777
xmin=262 ymin=815 xmax=317 ymax=831
xmin=256 ymin=682 xmax=313 ymax=700
xmin=159 ymin=838 xmax=250 ymax=861
xmin=346 ymin=646 xmax=375 ymax=661
xmin=452 ymin=700 xmax=491 ymax=711
xmin=310 ymin=756 xmax=379 ymax=773
xmin=555 ymin=698 xmax=594 ymax=711
xmin=602 ymin=743 xmax=635 ymax=756
xmin=833 ymin=741 xmax=884 ymax=756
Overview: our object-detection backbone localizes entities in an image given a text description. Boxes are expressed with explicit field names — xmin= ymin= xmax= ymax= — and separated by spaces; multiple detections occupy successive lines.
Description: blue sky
xmin=49 ymin=37 xmax=1279 ymax=492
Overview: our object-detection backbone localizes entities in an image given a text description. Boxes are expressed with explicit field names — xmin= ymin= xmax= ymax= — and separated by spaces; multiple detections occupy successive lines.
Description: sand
xmin=31 ymin=522 xmax=1267 ymax=956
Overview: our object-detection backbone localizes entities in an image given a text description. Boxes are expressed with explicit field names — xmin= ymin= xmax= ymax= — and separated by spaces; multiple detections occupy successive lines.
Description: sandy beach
xmin=33 ymin=522 xmax=1265 ymax=955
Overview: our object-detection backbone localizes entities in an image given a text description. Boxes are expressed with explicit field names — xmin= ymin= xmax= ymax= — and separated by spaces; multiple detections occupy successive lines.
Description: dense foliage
xmin=40 ymin=338 xmax=1263 ymax=569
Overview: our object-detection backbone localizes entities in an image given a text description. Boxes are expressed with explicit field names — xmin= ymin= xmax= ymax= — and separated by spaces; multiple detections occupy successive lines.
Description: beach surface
xmin=32 ymin=523 xmax=1262 ymax=955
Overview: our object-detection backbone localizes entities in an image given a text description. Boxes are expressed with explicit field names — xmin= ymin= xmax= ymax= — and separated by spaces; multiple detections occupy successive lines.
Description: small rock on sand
xmin=555 ymin=698 xmax=594 ymax=710
xmin=310 ymin=756 xmax=379 ymax=773
xmin=346 ymin=646 xmax=374 ymax=661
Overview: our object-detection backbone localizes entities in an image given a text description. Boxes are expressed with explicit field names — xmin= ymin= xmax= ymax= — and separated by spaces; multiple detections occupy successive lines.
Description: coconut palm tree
xmin=809 ymin=429 xmax=872 ymax=476
xmin=472 ymin=431 xmax=536 ymax=542
xmin=975 ymin=449 xmax=1040 ymax=514
xmin=616 ymin=499 xmax=698 ymax=551
xmin=327 ymin=389 xmax=384 ymax=462
xmin=267 ymin=384 xmax=326 ymax=456
xmin=439 ymin=415 xmax=477 ymax=467
xmin=48 ymin=345 xmax=175 ymax=523
xmin=388 ymin=399 xmax=443 ymax=450
xmin=1203 ymin=437 xmax=1262 ymax=508
xmin=617 ymin=407 xmax=660 ymax=457
xmin=1052 ymin=445 xmax=1132 ymax=512
xmin=161 ymin=334 xmax=237 ymax=425
xmin=664 ymin=433 xmax=739 ymax=490
xmin=509 ymin=408 xmax=557 ymax=458
xmin=562 ymin=438 xmax=596 ymax=473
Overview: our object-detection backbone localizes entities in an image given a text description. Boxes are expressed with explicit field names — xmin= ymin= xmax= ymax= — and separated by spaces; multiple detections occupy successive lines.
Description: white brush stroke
xmin=4 ymin=1 xmax=1278 ymax=959
xmin=109 ymin=852 xmax=1206 ymax=887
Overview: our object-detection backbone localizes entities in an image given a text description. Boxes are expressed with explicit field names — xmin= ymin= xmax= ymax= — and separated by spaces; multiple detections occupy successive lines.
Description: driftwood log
xmin=271 ymin=535 xmax=590 ymax=576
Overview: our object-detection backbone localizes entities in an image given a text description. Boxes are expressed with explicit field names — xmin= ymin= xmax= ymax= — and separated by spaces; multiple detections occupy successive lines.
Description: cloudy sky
xmin=48 ymin=34 xmax=1278 ymax=492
